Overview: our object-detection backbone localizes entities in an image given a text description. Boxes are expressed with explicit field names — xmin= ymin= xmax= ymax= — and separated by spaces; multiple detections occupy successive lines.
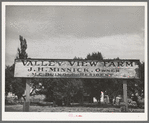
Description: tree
xmin=5 ymin=65 xmax=14 ymax=96
xmin=83 ymin=52 xmax=104 ymax=104
xmin=5 ymin=36 xmax=30 ymax=101
xmin=127 ymin=62 xmax=144 ymax=93
xmin=16 ymin=35 xmax=28 ymax=59
xmin=5 ymin=64 xmax=26 ymax=100
xmin=73 ymin=56 xmax=83 ymax=59
xmin=86 ymin=52 xmax=103 ymax=60
xmin=84 ymin=52 xmax=125 ymax=105
xmin=39 ymin=78 xmax=84 ymax=106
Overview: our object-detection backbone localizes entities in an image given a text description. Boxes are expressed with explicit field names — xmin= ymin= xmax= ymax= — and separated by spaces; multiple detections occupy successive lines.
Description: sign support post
xmin=23 ymin=79 xmax=31 ymax=112
xmin=123 ymin=80 xmax=128 ymax=112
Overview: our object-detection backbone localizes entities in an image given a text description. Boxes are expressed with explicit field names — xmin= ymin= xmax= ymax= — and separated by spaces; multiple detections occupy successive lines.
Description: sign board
xmin=14 ymin=59 xmax=140 ymax=79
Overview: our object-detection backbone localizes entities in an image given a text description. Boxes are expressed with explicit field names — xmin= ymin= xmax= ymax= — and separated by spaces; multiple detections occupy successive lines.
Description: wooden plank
xmin=23 ymin=79 xmax=31 ymax=112
xmin=123 ymin=80 xmax=128 ymax=112
xmin=14 ymin=59 xmax=140 ymax=79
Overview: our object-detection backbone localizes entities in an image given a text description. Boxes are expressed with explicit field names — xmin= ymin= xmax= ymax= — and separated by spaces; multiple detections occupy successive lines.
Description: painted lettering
xmin=61 ymin=68 xmax=66 ymax=72
xmin=90 ymin=61 xmax=98 ymax=66
xmin=77 ymin=68 xmax=82 ymax=72
xmin=48 ymin=61 xmax=55 ymax=66
xmin=28 ymin=67 xmax=32 ymax=71
xmin=109 ymin=62 xmax=116 ymax=67
xmin=69 ymin=61 xmax=75 ymax=66
xmin=38 ymin=67 xmax=44 ymax=71
xmin=126 ymin=61 xmax=133 ymax=67
xmin=49 ymin=67 xmax=56 ymax=72
xmin=104 ymin=61 xmax=109 ymax=67
xmin=118 ymin=61 xmax=124 ymax=67
xmin=95 ymin=68 xmax=100 ymax=72
xmin=57 ymin=61 xmax=63 ymax=66
xmin=26 ymin=60 xmax=33 ymax=66
xmin=22 ymin=60 xmax=28 ymax=66
xmin=84 ymin=68 xmax=89 ymax=72
xmin=41 ymin=61 xmax=48 ymax=66
xmin=82 ymin=61 xmax=88 ymax=66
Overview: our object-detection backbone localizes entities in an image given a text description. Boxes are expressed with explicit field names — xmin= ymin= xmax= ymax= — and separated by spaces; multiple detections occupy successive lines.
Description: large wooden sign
xmin=14 ymin=59 xmax=140 ymax=79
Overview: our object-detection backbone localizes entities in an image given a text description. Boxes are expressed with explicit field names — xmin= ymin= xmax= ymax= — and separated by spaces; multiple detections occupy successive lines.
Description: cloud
xmin=5 ymin=6 xmax=145 ymax=65
xmin=6 ymin=6 xmax=144 ymax=39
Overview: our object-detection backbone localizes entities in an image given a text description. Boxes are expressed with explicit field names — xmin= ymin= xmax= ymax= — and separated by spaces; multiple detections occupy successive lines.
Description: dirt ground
xmin=5 ymin=104 xmax=144 ymax=112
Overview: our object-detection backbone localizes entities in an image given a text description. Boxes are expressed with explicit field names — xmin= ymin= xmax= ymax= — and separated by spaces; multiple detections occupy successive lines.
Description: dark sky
xmin=5 ymin=5 xmax=145 ymax=65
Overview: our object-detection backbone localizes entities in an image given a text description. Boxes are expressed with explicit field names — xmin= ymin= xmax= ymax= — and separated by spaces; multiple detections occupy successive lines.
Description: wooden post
xmin=23 ymin=79 xmax=31 ymax=112
xmin=123 ymin=80 xmax=128 ymax=112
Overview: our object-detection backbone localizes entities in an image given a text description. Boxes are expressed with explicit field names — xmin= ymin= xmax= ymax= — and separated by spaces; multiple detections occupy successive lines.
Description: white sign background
xmin=14 ymin=59 xmax=140 ymax=79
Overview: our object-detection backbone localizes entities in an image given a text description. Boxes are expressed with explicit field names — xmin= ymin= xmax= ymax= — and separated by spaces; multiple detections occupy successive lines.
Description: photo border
xmin=1 ymin=1 xmax=148 ymax=121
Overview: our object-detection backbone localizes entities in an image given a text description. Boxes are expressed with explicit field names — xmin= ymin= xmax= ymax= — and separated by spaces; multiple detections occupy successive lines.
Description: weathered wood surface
xmin=14 ymin=59 xmax=140 ymax=79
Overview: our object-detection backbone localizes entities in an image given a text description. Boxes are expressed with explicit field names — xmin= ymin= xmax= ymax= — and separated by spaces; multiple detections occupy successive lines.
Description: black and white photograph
xmin=2 ymin=2 xmax=148 ymax=121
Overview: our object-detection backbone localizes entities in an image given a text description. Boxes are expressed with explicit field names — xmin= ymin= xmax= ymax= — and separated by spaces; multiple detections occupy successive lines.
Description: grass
xmin=5 ymin=96 xmax=144 ymax=112
xmin=5 ymin=103 xmax=144 ymax=112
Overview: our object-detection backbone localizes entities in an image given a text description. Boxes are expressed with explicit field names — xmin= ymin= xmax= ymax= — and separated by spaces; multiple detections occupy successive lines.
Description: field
xmin=5 ymin=95 xmax=144 ymax=112
xmin=5 ymin=104 xmax=144 ymax=112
